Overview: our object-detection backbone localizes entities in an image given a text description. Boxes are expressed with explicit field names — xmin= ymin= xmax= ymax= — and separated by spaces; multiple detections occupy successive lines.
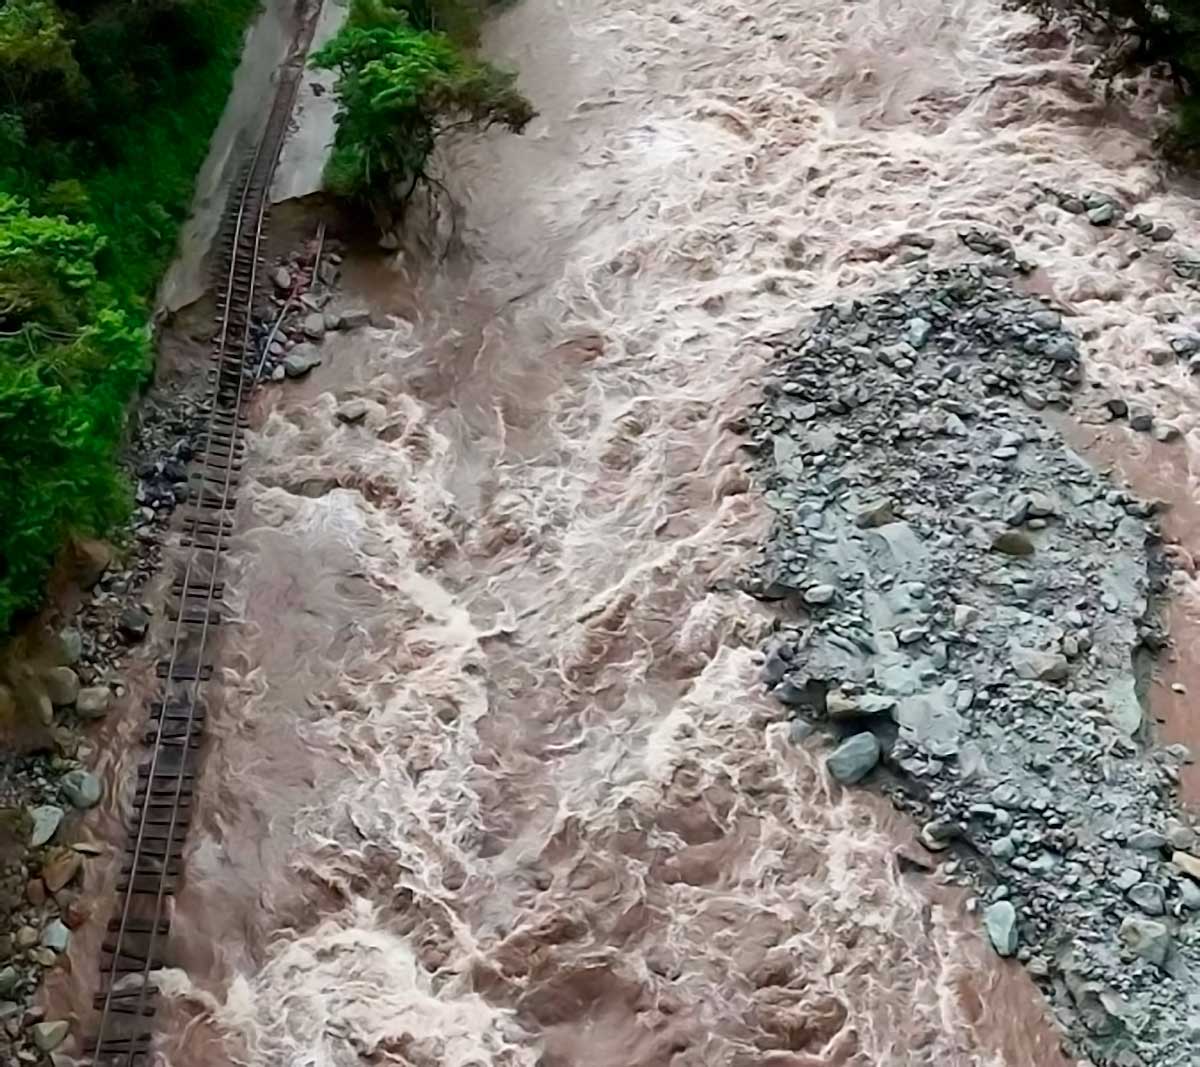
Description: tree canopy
xmin=311 ymin=0 xmax=534 ymax=219
xmin=0 ymin=0 xmax=257 ymax=632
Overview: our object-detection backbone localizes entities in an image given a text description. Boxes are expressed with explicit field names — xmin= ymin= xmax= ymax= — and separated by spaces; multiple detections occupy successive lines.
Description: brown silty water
xmin=46 ymin=0 xmax=1200 ymax=1060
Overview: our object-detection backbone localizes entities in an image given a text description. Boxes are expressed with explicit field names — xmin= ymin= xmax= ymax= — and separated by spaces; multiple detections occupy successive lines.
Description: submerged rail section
xmin=84 ymin=29 xmax=312 ymax=1067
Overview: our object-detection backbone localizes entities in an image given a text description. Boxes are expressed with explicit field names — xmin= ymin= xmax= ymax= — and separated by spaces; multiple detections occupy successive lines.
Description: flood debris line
xmin=746 ymin=264 xmax=1199 ymax=1066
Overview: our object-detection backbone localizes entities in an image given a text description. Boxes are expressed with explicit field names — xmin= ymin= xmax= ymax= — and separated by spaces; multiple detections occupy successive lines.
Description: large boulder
xmin=984 ymin=901 xmax=1018 ymax=957
xmin=283 ymin=344 xmax=322 ymax=379
xmin=60 ymin=769 xmax=101 ymax=809
xmin=69 ymin=538 xmax=111 ymax=589
xmin=43 ymin=666 xmax=79 ymax=707
xmin=76 ymin=686 xmax=112 ymax=720
xmin=31 ymin=1021 xmax=69 ymax=1052
xmin=825 ymin=733 xmax=881 ymax=784
xmin=302 ymin=312 xmax=326 ymax=340
xmin=28 ymin=805 xmax=63 ymax=847
xmin=1118 ymin=916 xmax=1170 ymax=968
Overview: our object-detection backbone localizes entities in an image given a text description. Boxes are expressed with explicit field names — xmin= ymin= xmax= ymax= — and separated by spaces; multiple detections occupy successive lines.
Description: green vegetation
xmin=0 ymin=0 xmax=259 ymax=632
xmin=311 ymin=0 xmax=534 ymax=222
xmin=1039 ymin=0 xmax=1200 ymax=148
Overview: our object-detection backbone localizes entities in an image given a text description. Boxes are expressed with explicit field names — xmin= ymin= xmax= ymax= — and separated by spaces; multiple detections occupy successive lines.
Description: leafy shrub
xmin=312 ymin=0 xmax=533 ymax=219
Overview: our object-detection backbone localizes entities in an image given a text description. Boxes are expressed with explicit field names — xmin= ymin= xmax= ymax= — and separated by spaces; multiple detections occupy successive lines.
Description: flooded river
xmin=71 ymin=0 xmax=1200 ymax=1061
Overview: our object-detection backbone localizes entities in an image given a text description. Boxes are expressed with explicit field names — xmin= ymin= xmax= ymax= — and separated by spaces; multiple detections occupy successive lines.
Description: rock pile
xmin=255 ymin=237 xmax=371 ymax=382
xmin=747 ymin=263 xmax=1199 ymax=1066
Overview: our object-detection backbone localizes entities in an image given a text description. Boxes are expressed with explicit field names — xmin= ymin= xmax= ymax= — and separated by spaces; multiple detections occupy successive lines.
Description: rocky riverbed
xmin=748 ymin=257 xmax=1200 ymax=1066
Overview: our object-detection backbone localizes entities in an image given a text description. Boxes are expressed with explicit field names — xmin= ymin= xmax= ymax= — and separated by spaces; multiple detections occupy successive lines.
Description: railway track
xmin=83 ymin=23 xmax=315 ymax=1066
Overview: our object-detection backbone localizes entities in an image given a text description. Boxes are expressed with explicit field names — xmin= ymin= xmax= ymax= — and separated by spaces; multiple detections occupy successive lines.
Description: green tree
xmin=0 ymin=0 xmax=83 ymax=118
xmin=311 ymin=3 xmax=533 ymax=221
xmin=0 ymin=194 xmax=102 ymax=330
xmin=0 ymin=0 xmax=258 ymax=633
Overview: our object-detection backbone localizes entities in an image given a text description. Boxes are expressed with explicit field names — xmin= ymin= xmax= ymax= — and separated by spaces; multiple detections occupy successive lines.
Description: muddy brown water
xmin=1060 ymin=413 xmax=1200 ymax=806
xmin=40 ymin=0 xmax=1200 ymax=1060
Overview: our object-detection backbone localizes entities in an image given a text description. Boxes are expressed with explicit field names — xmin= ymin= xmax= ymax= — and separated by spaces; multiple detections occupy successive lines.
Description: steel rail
xmin=87 ymin=28 xmax=314 ymax=1064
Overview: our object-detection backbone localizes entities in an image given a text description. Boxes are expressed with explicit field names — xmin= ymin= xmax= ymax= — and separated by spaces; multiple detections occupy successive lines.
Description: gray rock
xmin=335 ymin=399 xmax=369 ymax=425
xmin=29 ymin=805 xmax=63 ymax=847
xmin=991 ymin=835 xmax=1017 ymax=860
xmin=58 ymin=628 xmax=83 ymax=665
xmin=118 ymin=606 xmax=150 ymax=642
xmin=1129 ymin=829 xmax=1167 ymax=852
xmin=1004 ymin=495 xmax=1030 ymax=526
xmin=825 ymin=732 xmax=881 ymax=784
xmin=984 ymin=900 xmax=1018 ymax=956
xmin=1167 ymin=821 xmax=1196 ymax=852
xmin=773 ymin=679 xmax=812 ymax=707
xmin=1180 ymin=880 xmax=1200 ymax=911
xmin=804 ymin=584 xmax=836 ymax=606
xmin=60 ymin=769 xmax=102 ymax=809
xmin=40 ymin=920 xmax=69 ymax=953
xmin=826 ymin=691 xmax=895 ymax=720
xmin=896 ymin=685 xmax=962 ymax=758
xmin=1087 ymin=203 xmax=1116 ymax=226
xmin=43 ymin=666 xmax=79 ymax=707
xmin=31 ymin=1021 xmax=69 ymax=1053
xmin=1115 ymin=868 xmax=1143 ymax=893
xmin=852 ymin=497 xmax=896 ymax=528
xmin=788 ymin=718 xmax=814 ymax=744
xmin=992 ymin=531 xmax=1034 ymax=557
xmin=1127 ymin=882 xmax=1166 ymax=916
xmin=1118 ymin=916 xmax=1170 ymax=967
xmin=302 ymin=312 xmax=327 ymax=340
xmin=283 ymin=344 xmax=323 ymax=379
xmin=338 ymin=308 xmax=371 ymax=330
xmin=1044 ymin=337 xmax=1076 ymax=363
xmin=1030 ymin=310 xmax=1061 ymax=331
xmin=919 ymin=817 xmax=960 ymax=851
xmin=1026 ymin=491 xmax=1057 ymax=518
xmin=272 ymin=266 xmax=292 ymax=290
xmin=1128 ymin=408 xmax=1153 ymax=432
xmin=905 ymin=318 xmax=932 ymax=348
xmin=76 ymin=686 xmax=112 ymax=719
xmin=1010 ymin=646 xmax=1069 ymax=682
